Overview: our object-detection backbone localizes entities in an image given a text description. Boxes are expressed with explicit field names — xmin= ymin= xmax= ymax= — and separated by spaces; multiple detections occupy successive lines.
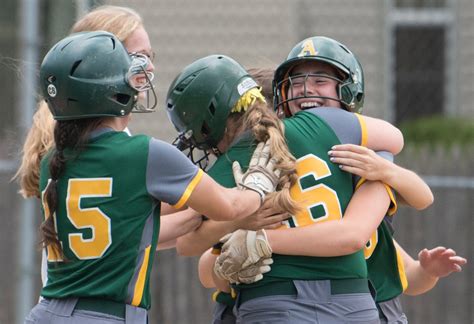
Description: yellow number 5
xmin=67 ymin=178 xmax=113 ymax=260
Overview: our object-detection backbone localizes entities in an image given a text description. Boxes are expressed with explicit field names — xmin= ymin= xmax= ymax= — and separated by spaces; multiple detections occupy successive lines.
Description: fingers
xmin=249 ymin=142 xmax=265 ymax=168
xmin=449 ymin=256 xmax=467 ymax=266
xmin=258 ymin=141 xmax=271 ymax=167
xmin=329 ymin=156 xmax=367 ymax=169
xmin=232 ymin=161 xmax=244 ymax=185
xmin=331 ymin=144 xmax=371 ymax=154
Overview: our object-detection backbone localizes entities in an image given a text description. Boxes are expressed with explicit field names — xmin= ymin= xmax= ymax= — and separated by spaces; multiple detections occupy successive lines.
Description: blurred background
xmin=1 ymin=0 xmax=472 ymax=323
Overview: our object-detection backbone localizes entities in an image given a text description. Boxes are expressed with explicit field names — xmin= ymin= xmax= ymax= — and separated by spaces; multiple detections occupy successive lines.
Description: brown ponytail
xmin=41 ymin=118 xmax=103 ymax=259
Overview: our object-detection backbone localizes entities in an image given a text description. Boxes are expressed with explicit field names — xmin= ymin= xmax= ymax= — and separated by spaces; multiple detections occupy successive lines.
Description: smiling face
xmin=123 ymin=26 xmax=157 ymax=112
xmin=286 ymin=60 xmax=343 ymax=115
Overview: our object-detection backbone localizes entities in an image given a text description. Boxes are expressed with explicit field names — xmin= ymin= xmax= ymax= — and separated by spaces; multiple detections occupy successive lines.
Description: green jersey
xmin=39 ymin=130 xmax=202 ymax=309
xmin=366 ymin=217 xmax=407 ymax=302
xmin=208 ymin=108 xmax=368 ymax=289
xmin=359 ymin=153 xmax=407 ymax=303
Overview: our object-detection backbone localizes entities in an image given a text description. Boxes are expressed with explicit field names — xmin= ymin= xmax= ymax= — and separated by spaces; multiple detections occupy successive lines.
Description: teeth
xmin=300 ymin=102 xmax=321 ymax=109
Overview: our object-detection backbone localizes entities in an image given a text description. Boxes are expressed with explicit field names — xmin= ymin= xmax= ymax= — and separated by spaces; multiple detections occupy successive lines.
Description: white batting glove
xmin=214 ymin=229 xmax=272 ymax=283
xmin=237 ymin=257 xmax=273 ymax=284
xmin=233 ymin=141 xmax=280 ymax=203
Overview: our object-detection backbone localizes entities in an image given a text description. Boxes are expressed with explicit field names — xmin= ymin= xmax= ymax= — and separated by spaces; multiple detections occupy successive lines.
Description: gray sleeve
xmin=377 ymin=151 xmax=394 ymax=162
xmin=307 ymin=107 xmax=361 ymax=145
xmin=146 ymin=138 xmax=200 ymax=205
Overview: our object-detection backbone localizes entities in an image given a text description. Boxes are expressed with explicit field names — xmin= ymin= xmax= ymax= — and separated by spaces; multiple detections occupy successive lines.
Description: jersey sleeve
xmin=146 ymin=138 xmax=204 ymax=209
xmin=307 ymin=107 xmax=367 ymax=146
xmin=354 ymin=151 xmax=398 ymax=216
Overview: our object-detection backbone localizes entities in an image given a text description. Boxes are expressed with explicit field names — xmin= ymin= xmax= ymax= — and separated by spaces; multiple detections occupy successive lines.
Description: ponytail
xmin=40 ymin=118 xmax=103 ymax=259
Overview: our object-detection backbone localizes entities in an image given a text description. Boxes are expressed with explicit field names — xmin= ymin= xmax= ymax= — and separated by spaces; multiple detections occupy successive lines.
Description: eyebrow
xmin=290 ymin=70 xmax=333 ymax=77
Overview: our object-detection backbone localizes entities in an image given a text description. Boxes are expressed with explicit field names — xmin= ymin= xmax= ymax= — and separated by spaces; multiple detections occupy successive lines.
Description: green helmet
xmin=274 ymin=36 xmax=364 ymax=116
xmin=40 ymin=31 xmax=156 ymax=120
xmin=166 ymin=54 xmax=258 ymax=152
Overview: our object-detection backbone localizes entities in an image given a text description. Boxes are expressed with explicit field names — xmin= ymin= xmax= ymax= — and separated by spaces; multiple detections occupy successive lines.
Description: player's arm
xmin=177 ymin=198 xmax=288 ymax=256
xmin=148 ymin=139 xmax=278 ymax=222
xmin=198 ymin=249 xmax=231 ymax=292
xmin=156 ymin=208 xmax=203 ymax=250
xmin=394 ymin=240 xmax=467 ymax=296
xmin=266 ymin=180 xmax=391 ymax=256
xmin=328 ymin=145 xmax=434 ymax=210
xmin=359 ymin=115 xmax=404 ymax=155
xmin=311 ymin=108 xmax=404 ymax=155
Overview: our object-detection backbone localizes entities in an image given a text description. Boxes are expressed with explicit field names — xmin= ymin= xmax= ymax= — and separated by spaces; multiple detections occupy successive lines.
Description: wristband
xmin=211 ymin=242 xmax=224 ymax=255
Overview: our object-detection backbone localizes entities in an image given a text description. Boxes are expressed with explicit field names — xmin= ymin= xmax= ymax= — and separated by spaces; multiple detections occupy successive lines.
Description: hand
xmin=419 ymin=247 xmax=467 ymax=278
xmin=328 ymin=144 xmax=392 ymax=182
xmin=215 ymin=257 xmax=273 ymax=284
xmin=233 ymin=141 xmax=281 ymax=202
xmin=214 ymin=229 xmax=272 ymax=281
xmin=235 ymin=196 xmax=289 ymax=230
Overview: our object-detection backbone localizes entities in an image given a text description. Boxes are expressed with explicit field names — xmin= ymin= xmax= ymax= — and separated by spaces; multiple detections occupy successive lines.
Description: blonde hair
xmin=13 ymin=5 xmax=144 ymax=198
xmin=13 ymin=104 xmax=55 ymax=198
xmin=230 ymin=91 xmax=299 ymax=214
xmin=247 ymin=67 xmax=275 ymax=103
xmin=71 ymin=5 xmax=143 ymax=41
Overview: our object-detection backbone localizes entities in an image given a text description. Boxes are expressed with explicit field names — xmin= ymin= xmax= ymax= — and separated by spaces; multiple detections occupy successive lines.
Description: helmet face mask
xmin=40 ymin=31 xmax=157 ymax=120
xmin=274 ymin=36 xmax=364 ymax=116
xmin=127 ymin=53 xmax=157 ymax=113
xmin=166 ymin=55 xmax=257 ymax=166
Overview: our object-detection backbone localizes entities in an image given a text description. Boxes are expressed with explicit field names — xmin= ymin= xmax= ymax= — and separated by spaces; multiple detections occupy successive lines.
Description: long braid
xmin=40 ymin=118 xmax=103 ymax=260
xmin=242 ymin=100 xmax=300 ymax=214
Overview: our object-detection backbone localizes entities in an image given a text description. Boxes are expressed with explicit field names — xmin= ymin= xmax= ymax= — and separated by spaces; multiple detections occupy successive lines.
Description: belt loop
xmin=125 ymin=304 xmax=147 ymax=324
xmin=47 ymin=297 xmax=78 ymax=317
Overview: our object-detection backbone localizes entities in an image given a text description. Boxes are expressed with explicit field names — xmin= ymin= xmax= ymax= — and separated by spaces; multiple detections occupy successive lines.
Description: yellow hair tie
xmin=231 ymin=87 xmax=266 ymax=113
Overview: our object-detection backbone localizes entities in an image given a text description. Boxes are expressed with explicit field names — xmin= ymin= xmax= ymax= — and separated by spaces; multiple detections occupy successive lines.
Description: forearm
xmin=157 ymin=209 xmax=201 ymax=243
xmin=384 ymin=165 xmax=434 ymax=210
xmin=156 ymin=239 xmax=177 ymax=250
xmin=268 ymin=181 xmax=390 ymax=257
xmin=198 ymin=249 xmax=218 ymax=289
xmin=395 ymin=240 xmax=439 ymax=296
xmin=403 ymin=260 xmax=439 ymax=295
xmin=176 ymin=219 xmax=239 ymax=256
xmin=267 ymin=220 xmax=365 ymax=256
xmin=187 ymin=174 xmax=261 ymax=221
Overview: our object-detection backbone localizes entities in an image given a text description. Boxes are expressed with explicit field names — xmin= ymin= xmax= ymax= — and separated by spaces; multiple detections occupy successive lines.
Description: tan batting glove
xmin=214 ymin=229 xmax=272 ymax=283
xmin=237 ymin=257 xmax=273 ymax=284
xmin=233 ymin=141 xmax=280 ymax=203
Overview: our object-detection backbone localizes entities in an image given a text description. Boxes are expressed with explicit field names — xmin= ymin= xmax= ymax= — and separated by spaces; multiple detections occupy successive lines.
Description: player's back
xmin=39 ymin=130 xmax=159 ymax=308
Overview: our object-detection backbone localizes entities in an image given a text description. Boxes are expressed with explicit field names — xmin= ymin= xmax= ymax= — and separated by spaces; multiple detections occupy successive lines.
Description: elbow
xmin=417 ymin=191 xmax=434 ymax=210
xmin=340 ymin=230 xmax=369 ymax=254
xmin=391 ymin=128 xmax=404 ymax=155
xmin=347 ymin=229 xmax=370 ymax=254
xmin=415 ymin=193 xmax=434 ymax=211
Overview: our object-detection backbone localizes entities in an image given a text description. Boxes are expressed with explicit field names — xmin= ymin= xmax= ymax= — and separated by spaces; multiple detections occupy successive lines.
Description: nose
xmin=147 ymin=59 xmax=155 ymax=73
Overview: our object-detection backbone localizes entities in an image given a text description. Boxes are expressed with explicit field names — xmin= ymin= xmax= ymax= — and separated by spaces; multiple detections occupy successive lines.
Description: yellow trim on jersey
xmin=354 ymin=113 xmax=368 ymax=147
xmin=395 ymin=246 xmax=408 ymax=292
xmin=384 ymin=184 xmax=398 ymax=216
xmin=131 ymin=245 xmax=151 ymax=306
xmin=354 ymin=179 xmax=397 ymax=216
xmin=173 ymin=169 xmax=204 ymax=209
xmin=212 ymin=290 xmax=220 ymax=302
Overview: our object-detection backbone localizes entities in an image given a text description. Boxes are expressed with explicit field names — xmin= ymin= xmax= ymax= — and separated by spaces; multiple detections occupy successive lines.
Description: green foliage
xmin=400 ymin=116 xmax=474 ymax=147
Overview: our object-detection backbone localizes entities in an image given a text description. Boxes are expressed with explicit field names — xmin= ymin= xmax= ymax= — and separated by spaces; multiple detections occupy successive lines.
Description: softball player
xmin=216 ymin=36 xmax=466 ymax=323
xmin=167 ymin=54 xmax=404 ymax=323
xmin=24 ymin=31 xmax=280 ymax=324
xmin=14 ymin=6 xmax=204 ymax=295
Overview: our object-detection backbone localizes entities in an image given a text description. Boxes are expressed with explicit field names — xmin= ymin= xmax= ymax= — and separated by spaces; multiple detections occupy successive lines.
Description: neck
xmin=99 ymin=115 xmax=130 ymax=131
